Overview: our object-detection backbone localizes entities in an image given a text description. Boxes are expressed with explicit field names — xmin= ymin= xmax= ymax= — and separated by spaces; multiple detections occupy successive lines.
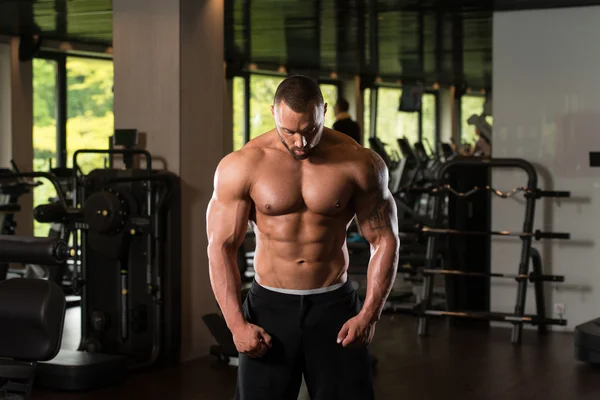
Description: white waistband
xmin=258 ymin=281 xmax=346 ymax=295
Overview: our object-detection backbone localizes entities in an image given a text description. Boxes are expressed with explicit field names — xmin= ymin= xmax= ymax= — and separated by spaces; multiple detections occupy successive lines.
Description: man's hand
xmin=232 ymin=322 xmax=273 ymax=358
xmin=336 ymin=314 xmax=376 ymax=348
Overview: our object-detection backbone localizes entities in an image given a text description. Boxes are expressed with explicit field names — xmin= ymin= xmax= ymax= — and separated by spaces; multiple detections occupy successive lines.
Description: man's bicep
xmin=355 ymin=190 xmax=398 ymax=242
xmin=207 ymin=195 xmax=251 ymax=249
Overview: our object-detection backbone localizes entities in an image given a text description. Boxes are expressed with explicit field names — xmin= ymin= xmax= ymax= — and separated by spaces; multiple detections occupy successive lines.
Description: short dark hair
xmin=273 ymin=75 xmax=324 ymax=112
xmin=335 ymin=98 xmax=350 ymax=112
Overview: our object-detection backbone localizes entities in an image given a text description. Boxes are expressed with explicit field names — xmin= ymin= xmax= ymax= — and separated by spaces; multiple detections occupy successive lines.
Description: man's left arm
xmin=337 ymin=150 xmax=399 ymax=347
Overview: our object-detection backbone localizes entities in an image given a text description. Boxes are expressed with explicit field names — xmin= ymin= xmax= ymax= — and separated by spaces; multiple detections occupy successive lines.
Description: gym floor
xmin=34 ymin=309 xmax=600 ymax=400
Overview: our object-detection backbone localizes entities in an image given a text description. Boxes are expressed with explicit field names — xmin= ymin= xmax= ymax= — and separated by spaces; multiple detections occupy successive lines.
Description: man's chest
xmin=249 ymin=161 xmax=356 ymax=217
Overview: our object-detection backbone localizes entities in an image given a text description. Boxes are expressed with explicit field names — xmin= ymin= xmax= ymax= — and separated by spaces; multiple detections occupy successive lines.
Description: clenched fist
xmin=337 ymin=314 xmax=376 ymax=348
xmin=232 ymin=321 xmax=273 ymax=358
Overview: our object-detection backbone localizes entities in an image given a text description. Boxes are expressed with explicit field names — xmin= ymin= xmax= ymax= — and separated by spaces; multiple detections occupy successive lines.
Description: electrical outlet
xmin=554 ymin=303 xmax=566 ymax=316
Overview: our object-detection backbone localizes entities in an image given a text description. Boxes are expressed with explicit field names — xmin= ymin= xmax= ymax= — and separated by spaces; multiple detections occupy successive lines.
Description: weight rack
xmin=416 ymin=158 xmax=571 ymax=344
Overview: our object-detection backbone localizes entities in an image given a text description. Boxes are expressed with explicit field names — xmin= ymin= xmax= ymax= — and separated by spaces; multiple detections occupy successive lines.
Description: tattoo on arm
xmin=368 ymin=198 xmax=392 ymax=230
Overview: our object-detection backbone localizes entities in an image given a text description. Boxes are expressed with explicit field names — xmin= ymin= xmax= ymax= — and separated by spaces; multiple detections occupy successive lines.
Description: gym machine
xmin=0 ymin=235 xmax=67 ymax=400
xmin=32 ymin=130 xmax=182 ymax=391
xmin=574 ymin=152 xmax=600 ymax=363
xmin=0 ymin=164 xmax=69 ymax=284
xmin=413 ymin=157 xmax=571 ymax=343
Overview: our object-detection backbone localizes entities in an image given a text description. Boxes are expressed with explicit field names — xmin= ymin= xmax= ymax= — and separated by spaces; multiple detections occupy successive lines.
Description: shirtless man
xmin=207 ymin=75 xmax=399 ymax=400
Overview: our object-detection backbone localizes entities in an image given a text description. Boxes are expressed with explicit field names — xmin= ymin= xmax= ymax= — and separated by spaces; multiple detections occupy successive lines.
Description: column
xmin=113 ymin=0 xmax=230 ymax=361
xmin=0 ymin=37 xmax=34 ymax=236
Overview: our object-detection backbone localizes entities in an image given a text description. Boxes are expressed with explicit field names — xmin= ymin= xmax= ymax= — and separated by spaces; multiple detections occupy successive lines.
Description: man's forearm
xmin=359 ymin=235 xmax=399 ymax=323
xmin=208 ymin=245 xmax=246 ymax=330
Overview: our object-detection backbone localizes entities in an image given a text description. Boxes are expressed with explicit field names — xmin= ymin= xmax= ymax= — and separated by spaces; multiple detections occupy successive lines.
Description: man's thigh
xmin=301 ymin=291 xmax=375 ymax=400
xmin=235 ymin=291 xmax=304 ymax=400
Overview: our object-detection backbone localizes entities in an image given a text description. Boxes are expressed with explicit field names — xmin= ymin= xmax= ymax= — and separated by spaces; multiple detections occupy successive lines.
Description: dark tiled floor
xmin=34 ymin=312 xmax=600 ymax=400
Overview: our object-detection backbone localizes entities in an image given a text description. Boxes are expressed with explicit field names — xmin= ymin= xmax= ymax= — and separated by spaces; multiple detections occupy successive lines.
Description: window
xmin=376 ymin=87 xmax=419 ymax=154
xmin=461 ymin=95 xmax=486 ymax=146
xmin=233 ymin=76 xmax=246 ymax=151
xmin=319 ymin=83 xmax=338 ymax=128
xmin=33 ymin=58 xmax=59 ymax=236
xmin=363 ymin=88 xmax=371 ymax=148
xmin=250 ymin=75 xmax=284 ymax=140
xmin=421 ymin=93 xmax=436 ymax=155
xmin=66 ymin=57 xmax=114 ymax=174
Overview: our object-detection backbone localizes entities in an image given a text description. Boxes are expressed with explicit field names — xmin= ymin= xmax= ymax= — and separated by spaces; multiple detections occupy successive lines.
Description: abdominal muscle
xmin=250 ymin=214 xmax=351 ymax=290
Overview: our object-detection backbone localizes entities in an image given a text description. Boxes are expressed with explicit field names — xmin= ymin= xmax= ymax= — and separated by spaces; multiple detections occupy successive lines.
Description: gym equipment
xmin=0 ymin=276 xmax=66 ymax=399
xmin=415 ymin=157 xmax=570 ymax=343
xmin=574 ymin=152 xmax=600 ymax=364
xmin=0 ymin=166 xmax=67 ymax=282
xmin=575 ymin=319 xmax=600 ymax=363
xmin=368 ymin=137 xmax=403 ymax=193
xmin=0 ymin=235 xmax=72 ymax=265
xmin=36 ymin=137 xmax=182 ymax=391
xmin=420 ymin=226 xmax=570 ymax=240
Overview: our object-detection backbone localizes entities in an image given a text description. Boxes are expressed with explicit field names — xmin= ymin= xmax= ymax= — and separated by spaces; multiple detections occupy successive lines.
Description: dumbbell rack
xmin=416 ymin=157 xmax=571 ymax=344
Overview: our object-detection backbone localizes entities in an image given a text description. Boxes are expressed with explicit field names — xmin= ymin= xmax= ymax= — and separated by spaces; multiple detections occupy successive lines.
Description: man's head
xmin=334 ymin=98 xmax=350 ymax=116
xmin=271 ymin=75 xmax=327 ymax=160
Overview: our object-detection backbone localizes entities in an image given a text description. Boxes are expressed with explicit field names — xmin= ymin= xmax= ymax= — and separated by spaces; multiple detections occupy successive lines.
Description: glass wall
xmin=319 ymin=83 xmax=337 ymax=128
xmin=363 ymin=88 xmax=371 ymax=148
xmin=376 ymin=87 xmax=419 ymax=154
xmin=32 ymin=58 xmax=59 ymax=236
xmin=233 ymin=76 xmax=246 ymax=151
xmin=421 ymin=93 xmax=436 ymax=155
xmin=249 ymin=75 xmax=284 ymax=139
xmin=461 ymin=95 xmax=486 ymax=146
xmin=66 ymin=57 xmax=114 ymax=174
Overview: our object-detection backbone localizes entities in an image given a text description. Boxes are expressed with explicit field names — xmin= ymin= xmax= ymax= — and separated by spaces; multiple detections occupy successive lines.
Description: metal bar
xmin=452 ymin=10 xmax=463 ymax=140
xmin=513 ymin=156 xmax=538 ymax=344
xmin=420 ymin=227 xmax=570 ymax=240
xmin=434 ymin=9 xmax=442 ymax=154
xmin=57 ymin=54 xmax=67 ymax=168
xmin=368 ymin=0 xmax=379 ymax=73
xmin=412 ymin=268 xmax=564 ymax=282
xmin=0 ymin=172 xmax=67 ymax=208
xmin=536 ymin=190 xmax=570 ymax=198
xmin=243 ymin=74 xmax=251 ymax=144
xmin=436 ymin=158 xmax=539 ymax=180
xmin=422 ymin=310 xmax=566 ymax=326
xmin=530 ymin=247 xmax=548 ymax=334
xmin=72 ymin=149 xmax=153 ymax=176
xmin=243 ymin=0 xmax=251 ymax=58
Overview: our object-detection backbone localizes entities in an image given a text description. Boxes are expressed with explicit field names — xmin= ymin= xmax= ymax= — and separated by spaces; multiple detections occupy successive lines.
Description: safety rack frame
xmin=416 ymin=157 xmax=571 ymax=344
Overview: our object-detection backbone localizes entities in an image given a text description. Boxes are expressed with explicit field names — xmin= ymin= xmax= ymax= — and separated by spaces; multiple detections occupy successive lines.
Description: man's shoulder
xmin=350 ymin=147 xmax=388 ymax=188
xmin=354 ymin=147 xmax=386 ymax=171
xmin=218 ymin=146 xmax=264 ymax=172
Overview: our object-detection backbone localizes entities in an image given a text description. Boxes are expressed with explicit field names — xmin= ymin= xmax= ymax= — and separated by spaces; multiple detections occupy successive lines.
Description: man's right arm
xmin=206 ymin=151 xmax=252 ymax=332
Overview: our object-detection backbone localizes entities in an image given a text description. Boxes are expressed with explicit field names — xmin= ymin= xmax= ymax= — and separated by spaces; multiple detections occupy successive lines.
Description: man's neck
xmin=335 ymin=112 xmax=352 ymax=121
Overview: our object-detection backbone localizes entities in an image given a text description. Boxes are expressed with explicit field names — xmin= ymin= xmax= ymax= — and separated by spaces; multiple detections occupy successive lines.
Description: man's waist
xmin=249 ymin=278 xmax=355 ymax=303
xmin=258 ymin=280 xmax=346 ymax=295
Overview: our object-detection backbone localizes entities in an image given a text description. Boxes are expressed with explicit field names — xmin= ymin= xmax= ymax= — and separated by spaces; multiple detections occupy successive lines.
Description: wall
xmin=0 ymin=37 xmax=33 ymax=235
xmin=113 ymin=0 xmax=229 ymax=361
xmin=492 ymin=6 xmax=600 ymax=331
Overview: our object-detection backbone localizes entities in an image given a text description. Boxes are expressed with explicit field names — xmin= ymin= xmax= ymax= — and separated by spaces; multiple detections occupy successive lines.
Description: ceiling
xmin=0 ymin=0 xmax=598 ymax=89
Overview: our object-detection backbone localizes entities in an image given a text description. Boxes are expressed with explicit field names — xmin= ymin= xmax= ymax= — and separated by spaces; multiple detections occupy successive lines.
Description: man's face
xmin=271 ymin=100 xmax=327 ymax=160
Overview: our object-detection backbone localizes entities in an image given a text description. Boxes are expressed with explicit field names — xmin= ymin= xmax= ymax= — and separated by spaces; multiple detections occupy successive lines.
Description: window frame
xmin=34 ymin=51 xmax=113 ymax=168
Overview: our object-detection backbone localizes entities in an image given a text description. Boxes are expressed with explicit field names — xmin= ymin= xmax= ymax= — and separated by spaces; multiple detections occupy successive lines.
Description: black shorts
xmin=235 ymin=280 xmax=375 ymax=400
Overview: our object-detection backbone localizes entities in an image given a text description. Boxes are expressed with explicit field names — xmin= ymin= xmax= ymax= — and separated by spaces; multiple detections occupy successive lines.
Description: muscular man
xmin=207 ymin=75 xmax=399 ymax=400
